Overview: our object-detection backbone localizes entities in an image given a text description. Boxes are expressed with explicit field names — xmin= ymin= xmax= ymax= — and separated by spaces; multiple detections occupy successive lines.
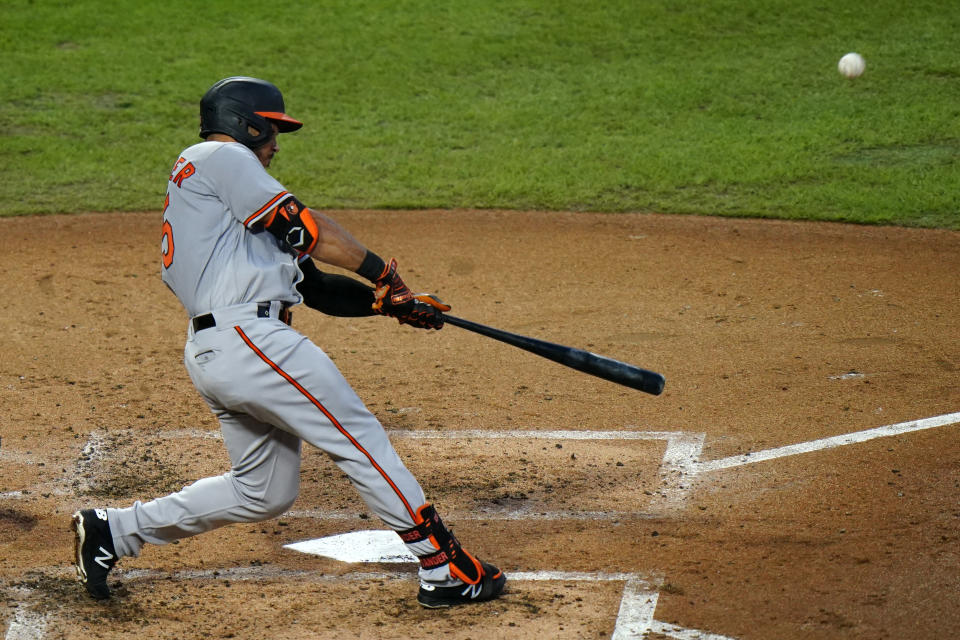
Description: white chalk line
xmin=1 ymin=427 xmax=701 ymax=514
xmin=647 ymin=621 xmax=736 ymax=640
xmin=14 ymin=411 xmax=960 ymax=511
xmin=12 ymin=414 xmax=958 ymax=640
xmin=4 ymin=567 xmax=733 ymax=640
xmin=4 ymin=587 xmax=48 ymax=640
xmin=0 ymin=428 xmax=110 ymax=500
xmin=387 ymin=429 xmax=688 ymax=440
xmin=613 ymin=581 xmax=659 ymax=640
xmin=0 ymin=451 xmax=41 ymax=465
xmin=279 ymin=531 xmax=733 ymax=639
xmin=695 ymin=411 xmax=960 ymax=473
xmin=116 ymin=566 xmax=654 ymax=585
xmin=284 ymin=508 xmax=658 ymax=521
xmin=161 ymin=427 xmax=705 ymax=513
xmin=142 ymin=412 xmax=960 ymax=481
xmin=157 ymin=428 xmax=687 ymax=440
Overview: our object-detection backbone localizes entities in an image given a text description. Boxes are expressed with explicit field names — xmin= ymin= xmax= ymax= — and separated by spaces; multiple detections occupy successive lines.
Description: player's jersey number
xmin=162 ymin=158 xmax=196 ymax=269
xmin=161 ymin=217 xmax=174 ymax=268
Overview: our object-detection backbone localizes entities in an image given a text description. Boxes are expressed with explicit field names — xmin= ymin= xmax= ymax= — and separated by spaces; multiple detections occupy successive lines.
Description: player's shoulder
xmin=183 ymin=140 xmax=259 ymax=166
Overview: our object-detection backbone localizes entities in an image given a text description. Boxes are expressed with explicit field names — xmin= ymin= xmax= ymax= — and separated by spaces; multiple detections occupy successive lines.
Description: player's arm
xmin=296 ymin=257 xmax=376 ymax=317
xmin=263 ymin=196 xmax=448 ymax=329
xmin=260 ymin=194 xmax=365 ymax=269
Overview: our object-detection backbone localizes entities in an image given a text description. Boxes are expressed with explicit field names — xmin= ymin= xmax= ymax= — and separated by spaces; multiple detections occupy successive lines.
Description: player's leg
xmin=230 ymin=320 xmax=505 ymax=606
xmin=107 ymin=413 xmax=301 ymax=557
xmin=74 ymin=402 xmax=301 ymax=598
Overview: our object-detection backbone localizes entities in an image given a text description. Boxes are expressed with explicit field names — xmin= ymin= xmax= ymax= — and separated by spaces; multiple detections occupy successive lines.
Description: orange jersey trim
xmin=244 ymin=191 xmax=290 ymax=228
xmin=300 ymin=207 xmax=320 ymax=254
xmin=234 ymin=326 xmax=417 ymax=520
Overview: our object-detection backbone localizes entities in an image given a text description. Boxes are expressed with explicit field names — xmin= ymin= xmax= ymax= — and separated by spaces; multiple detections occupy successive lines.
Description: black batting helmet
xmin=199 ymin=77 xmax=303 ymax=149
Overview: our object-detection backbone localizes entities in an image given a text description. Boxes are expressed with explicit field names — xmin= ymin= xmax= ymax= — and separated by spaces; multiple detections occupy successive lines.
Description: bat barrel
xmin=443 ymin=314 xmax=665 ymax=395
xmin=561 ymin=348 xmax=665 ymax=395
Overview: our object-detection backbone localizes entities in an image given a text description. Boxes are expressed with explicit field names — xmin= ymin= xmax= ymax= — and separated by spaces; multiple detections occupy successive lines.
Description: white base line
xmin=4 ymin=601 xmax=48 ymax=640
xmin=113 ymin=568 xmax=727 ymax=640
xmin=648 ymin=620 xmax=737 ymax=640
xmin=8 ymin=567 xmax=698 ymax=640
xmin=387 ymin=429 xmax=692 ymax=442
xmin=117 ymin=566 xmax=656 ymax=585
xmin=4 ymin=567 xmax=737 ymax=640
xmin=696 ymin=411 xmax=960 ymax=473
xmin=159 ymin=428 xmax=686 ymax=441
xmin=613 ymin=580 xmax=659 ymax=639
xmin=395 ymin=429 xmax=705 ymax=511
xmin=157 ymin=428 xmax=704 ymax=513
xmin=285 ymin=508 xmax=657 ymax=521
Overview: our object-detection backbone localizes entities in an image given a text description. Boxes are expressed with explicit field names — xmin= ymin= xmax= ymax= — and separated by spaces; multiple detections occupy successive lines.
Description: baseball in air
xmin=838 ymin=52 xmax=865 ymax=78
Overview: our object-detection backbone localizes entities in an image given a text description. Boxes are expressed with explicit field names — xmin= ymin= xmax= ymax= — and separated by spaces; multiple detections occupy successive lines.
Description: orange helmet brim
xmin=255 ymin=111 xmax=303 ymax=132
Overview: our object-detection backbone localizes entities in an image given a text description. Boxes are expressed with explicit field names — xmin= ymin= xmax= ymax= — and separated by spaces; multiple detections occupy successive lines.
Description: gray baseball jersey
xmin=160 ymin=141 xmax=301 ymax=316
xmin=108 ymin=140 xmax=448 ymax=581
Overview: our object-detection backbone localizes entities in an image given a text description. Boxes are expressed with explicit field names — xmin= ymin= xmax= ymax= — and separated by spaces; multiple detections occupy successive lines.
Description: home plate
xmin=284 ymin=530 xmax=416 ymax=563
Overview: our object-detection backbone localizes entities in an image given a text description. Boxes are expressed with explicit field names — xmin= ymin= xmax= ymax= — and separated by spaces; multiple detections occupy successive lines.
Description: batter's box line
xmin=387 ymin=429 xmax=704 ymax=512
xmin=0 ymin=430 xmax=113 ymax=500
xmin=154 ymin=427 xmax=706 ymax=514
xmin=3 ymin=567 xmax=736 ymax=640
xmin=2 ymin=427 xmax=705 ymax=514
xmin=691 ymin=411 xmax=960 ymax=474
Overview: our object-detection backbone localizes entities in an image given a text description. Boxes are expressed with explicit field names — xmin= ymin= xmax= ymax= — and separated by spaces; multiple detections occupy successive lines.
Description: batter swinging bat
xmin=441 ymin=314 xmax=666 ymax=396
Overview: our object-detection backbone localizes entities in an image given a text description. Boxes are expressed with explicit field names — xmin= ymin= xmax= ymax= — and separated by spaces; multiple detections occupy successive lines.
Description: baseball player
xmin=71 ymin=76 xmax=505 ymax=608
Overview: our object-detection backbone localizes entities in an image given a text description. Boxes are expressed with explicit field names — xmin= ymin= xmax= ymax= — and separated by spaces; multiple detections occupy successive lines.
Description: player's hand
xmin=372 ymin=258 xmax=414 ymax=312
xmin=396 ymin=299 xmax=445 ymax=330
xmin=373 ymin=259 xmax=450 ymax=330
xmin=404 ymin=294 xmax=451 ymax=330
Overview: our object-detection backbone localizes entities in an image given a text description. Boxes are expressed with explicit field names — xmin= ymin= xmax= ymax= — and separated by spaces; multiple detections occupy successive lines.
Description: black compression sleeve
xmin=297 ymin=258 xmax=377 ymax=317
xmin=356 ymin=250 xmax=387 ymax=282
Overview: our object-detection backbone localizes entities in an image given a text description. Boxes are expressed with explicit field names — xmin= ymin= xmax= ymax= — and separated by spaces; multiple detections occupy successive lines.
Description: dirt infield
xmin=1 ymin=210 xmax=958 ymax=639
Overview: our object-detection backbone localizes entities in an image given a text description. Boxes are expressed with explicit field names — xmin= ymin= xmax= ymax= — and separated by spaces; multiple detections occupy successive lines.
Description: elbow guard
xmin=264 ymin=196 xmax=319 ymax=254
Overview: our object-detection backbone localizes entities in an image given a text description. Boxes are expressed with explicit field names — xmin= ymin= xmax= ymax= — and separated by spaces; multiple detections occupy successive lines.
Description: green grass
xmin=2 ymin=0 xmax=959 ymax=228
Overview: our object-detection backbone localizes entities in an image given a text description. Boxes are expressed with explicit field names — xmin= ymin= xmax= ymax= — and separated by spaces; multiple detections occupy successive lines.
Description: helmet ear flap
xmin=230 ymin=103 xmax=274 ymax=148
xmin=198 ymin=77 xmax=298 ymax=149
xmin=200 ymin=96 xmax=272 ymax=148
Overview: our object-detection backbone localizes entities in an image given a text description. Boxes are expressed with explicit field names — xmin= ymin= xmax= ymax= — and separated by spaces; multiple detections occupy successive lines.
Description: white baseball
xmin=838 ymin=52 xmax=865 ymax=78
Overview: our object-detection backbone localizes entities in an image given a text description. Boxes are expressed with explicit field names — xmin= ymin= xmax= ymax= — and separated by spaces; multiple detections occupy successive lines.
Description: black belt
xmin=192 ymin=303 xmax=291 ymax=332
xmin=192 ymin=313 xmax=217 ymax=332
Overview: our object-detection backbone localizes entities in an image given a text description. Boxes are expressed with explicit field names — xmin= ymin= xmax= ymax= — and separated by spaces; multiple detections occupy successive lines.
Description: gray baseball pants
xmin=107 ymin=303 xmax=438 ymax=567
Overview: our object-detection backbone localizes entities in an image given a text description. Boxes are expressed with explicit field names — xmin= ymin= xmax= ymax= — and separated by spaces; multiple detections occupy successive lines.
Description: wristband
xmin=356 ymin=250 xmax=387 ymax=283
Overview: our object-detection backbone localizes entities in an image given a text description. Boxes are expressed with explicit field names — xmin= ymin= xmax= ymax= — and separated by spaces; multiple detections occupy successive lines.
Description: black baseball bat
xmin=442 ymin=314 xmax=665 ymax=396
